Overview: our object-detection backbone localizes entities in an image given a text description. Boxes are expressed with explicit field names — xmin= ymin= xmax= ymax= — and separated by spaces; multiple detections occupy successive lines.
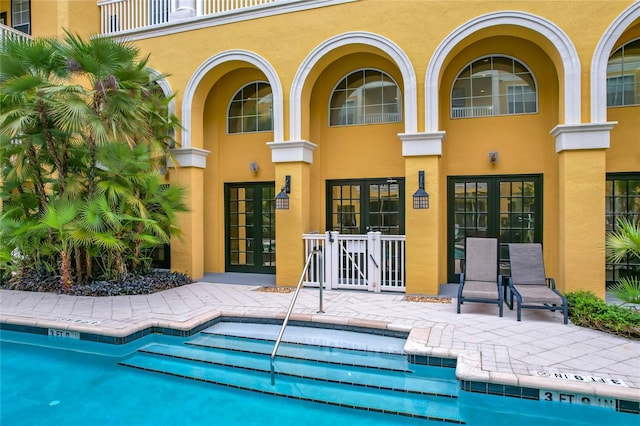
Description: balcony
xmin=99 ymin=0 xmax=275 ymax=35
xmin=98 ymin=0 xmax=352 ymax=37
xmin=0 ymin=24 xmax=33 ymax=43
xmin=451 ymin=105 xmax=494 ymax=119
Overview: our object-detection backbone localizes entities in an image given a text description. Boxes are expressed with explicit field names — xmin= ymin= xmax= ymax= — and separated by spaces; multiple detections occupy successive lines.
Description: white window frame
xmin=11 ymin=0 xmax=30 ymax=34
xmin=607 ymin=38 xmax=639 ymax=108
xmin=227 ymin=81 xmax=273 ymax=134
xmin=450 ymin=55 xmax=538 ymax=119
xmin=329 ymin=68 xmax=402 ymax=127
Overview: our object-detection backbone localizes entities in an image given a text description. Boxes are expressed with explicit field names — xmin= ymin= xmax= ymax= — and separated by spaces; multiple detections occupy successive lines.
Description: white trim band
xmin=399 ymin=132 xmax=445 ymax=156
xmin=551 ymin=123 xmax=617 ymax=152
xmin=169 ymin=147 xmax=210 ymax=168
xmin=268 ymin=141 xmax=317 ymax=164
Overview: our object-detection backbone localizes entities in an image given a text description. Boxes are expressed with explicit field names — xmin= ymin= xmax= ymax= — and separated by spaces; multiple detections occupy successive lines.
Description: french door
xmin=326 ymin=178 xmax=405 ymax=235
xmin=225 ymin=183 xmax=275 ymax=274
xmin=447 ymin=175 xmax=542 ymax=283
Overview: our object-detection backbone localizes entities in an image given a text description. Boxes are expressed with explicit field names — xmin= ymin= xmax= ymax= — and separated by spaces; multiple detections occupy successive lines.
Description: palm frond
xmin=606 ymin=217 xmax=640 ymax=263
xmin=609 ymin=277 xmax=640 ymax=305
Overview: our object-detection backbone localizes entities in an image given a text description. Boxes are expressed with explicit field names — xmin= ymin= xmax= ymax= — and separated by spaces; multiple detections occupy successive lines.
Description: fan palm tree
xmin=606 ymin=216 xmax=640 ymax=305
xmin=0 ymin=32 xmax=186 ymax=288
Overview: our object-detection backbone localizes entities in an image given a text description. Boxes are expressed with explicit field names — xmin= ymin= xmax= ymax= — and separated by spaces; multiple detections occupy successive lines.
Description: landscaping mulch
xmin=255 ymin=286 xmax=295 ymax=293
xmin=1 ymin=269 xmax=194 ymax=296
xmin=403 ymin=296 xmax=452 ymax=304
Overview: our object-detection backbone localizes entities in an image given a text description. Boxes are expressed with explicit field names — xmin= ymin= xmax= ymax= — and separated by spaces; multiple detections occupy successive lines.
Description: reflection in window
xmin=605 ymin=174 xmax=640 ymax=285
xmin=228 ymin=82 xmax=273 ymax=134
xmin=11 ymin=0 xmax=30 ymax=34
xmin=331 ymin=185 xmax=361 ymax=234
xmin=607 ymin=39 xmax=640 ymax=107
xmin=329 ymin=69 xmax=402 ymax=126
xmin=451 ymin=56 xmax=537 ymax=118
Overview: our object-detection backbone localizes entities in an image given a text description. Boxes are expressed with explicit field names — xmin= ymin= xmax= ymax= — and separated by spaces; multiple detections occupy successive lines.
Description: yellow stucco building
xmin=2 ymin=0 xmax=639 ymax=298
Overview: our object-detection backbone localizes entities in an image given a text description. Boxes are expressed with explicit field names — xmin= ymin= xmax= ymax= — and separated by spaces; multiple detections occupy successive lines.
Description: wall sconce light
xmin=489 ymin=151 xmax=498 ymax=164
xmin=249 ymin=162 xmax=259 ymax=173
xmin=275 ymin=175 xmax=291 ymax=210
xmin=412 ymin=171 xmax=429 ymax=209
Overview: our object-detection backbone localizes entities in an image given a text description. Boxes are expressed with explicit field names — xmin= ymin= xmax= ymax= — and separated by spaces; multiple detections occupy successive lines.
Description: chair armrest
xmin=546 ymin=277 xmax=556 ymax=289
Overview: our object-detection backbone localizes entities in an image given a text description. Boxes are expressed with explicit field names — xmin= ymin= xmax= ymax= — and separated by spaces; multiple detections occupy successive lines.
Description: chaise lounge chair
xmin=507 ymin=243 xmax=568 ymax=324
xmin=457 ymin=237 xmax=503 ymax=317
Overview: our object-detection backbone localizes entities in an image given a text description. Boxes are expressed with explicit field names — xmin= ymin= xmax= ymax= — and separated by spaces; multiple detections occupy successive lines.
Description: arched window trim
xmin=328 ymin=68 xmax=403 ymax=127
xmin=227 ymin=80 xmax=274 ymax=134
xmin=450 ymin=55 xmax=539 ymax=119
xmin=607 ymin=37 xmax=640 ymax=108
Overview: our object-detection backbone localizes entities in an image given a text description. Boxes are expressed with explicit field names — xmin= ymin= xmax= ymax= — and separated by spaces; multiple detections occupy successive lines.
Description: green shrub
xmin=566 ymin=290 xmax=640 ymax=339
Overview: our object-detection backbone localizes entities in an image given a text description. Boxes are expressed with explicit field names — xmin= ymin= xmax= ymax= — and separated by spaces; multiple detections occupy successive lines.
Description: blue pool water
xmin=0 ymin=327 xmax=636 ymax=426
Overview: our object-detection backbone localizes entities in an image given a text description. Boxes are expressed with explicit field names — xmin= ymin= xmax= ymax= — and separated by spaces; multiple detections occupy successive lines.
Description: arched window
xmin=329 ymin=69 xmax=402 ymax=126
xmin=228 ymin=81 xmax=273 ymax=134
xmin=607 ymin=39 xmax=640 ymax=107
xmin=451 ymin=56 xmax=537 ymax=119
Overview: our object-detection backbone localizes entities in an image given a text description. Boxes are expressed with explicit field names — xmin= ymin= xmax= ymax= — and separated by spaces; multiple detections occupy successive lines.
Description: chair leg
xmin=517 ymin=304 xmax=522 ymax=321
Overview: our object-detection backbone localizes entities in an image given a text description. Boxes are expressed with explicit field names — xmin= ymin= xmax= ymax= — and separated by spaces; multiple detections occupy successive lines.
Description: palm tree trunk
xmin=24 ymin=143 xmax=48 ymax=212
xmin=74 ymin=246 xmax=83 ymax=285
xmin=60 ymin=250 xmax=72 ymax=290
xmin=38 ymin=100 xmax=66 ymax=194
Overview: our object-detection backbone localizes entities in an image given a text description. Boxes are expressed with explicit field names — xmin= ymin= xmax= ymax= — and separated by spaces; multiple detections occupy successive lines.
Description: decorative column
xmin=268 ymin=141 xmax=317 ymax=287
xmin=551 ymin=123 xmax=615 ymax=298
xmin=169 ymin=147 xmax=210 ymax=280
xmin=399 ymin=131 xmax=445 ymax=295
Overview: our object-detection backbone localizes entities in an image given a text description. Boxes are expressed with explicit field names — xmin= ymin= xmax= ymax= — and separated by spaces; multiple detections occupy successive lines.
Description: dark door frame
xmin=447 ymin=174 xmax=543 ymax=283
xmin=224 ymin=182 xmax=275 ymax=274
xmin=325 ymin=178 xmax=405 ymax=235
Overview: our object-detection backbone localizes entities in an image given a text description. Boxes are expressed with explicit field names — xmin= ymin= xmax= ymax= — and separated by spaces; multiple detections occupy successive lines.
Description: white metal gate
xmin=302 ymin=232 xmax=406 ymax=292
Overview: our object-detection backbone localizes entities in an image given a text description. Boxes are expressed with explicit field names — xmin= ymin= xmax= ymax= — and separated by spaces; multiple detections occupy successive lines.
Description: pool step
xmin=187 ymin=333 xmax=412 ymax=372
xmin=202 ymin=322 xmax=407 ymax=353
xmin=119 ymin=353 xmax=462 ymax=423
xmin=137 ymin=341 xmax=457 ymax=397
xmin=118 ymin=322 xmax=463 ymax=423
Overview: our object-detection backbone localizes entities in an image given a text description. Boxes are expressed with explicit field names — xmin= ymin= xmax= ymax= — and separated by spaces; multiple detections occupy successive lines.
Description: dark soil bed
xmin=1 ymin=269 xmax=194 ymax=296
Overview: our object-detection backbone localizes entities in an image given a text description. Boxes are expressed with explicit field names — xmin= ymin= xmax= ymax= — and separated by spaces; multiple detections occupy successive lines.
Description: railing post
xmin=326 ymin=231 xmax=339 ymax=290
xmin=317 ymin=247 xmax=324 ymax=313
xmin=170 ymin=0 xmax=197 ymax=20
xmin=367 ymin=232 xmax=381 ymax=292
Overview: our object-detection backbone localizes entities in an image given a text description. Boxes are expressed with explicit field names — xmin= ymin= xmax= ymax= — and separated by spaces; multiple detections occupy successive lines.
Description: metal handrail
xmin=269 ymin=247 xmax=322 ymax=385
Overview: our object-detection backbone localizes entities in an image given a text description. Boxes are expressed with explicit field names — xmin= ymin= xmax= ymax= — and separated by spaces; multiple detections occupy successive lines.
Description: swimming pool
xmin=0 ymin=323 xmax=636 ymax=426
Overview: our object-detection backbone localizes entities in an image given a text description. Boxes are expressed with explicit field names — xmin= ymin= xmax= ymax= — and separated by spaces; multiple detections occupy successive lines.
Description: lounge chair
xmin=457 ymin=237 xmax=503 ymax=317
xmin=507 ymin=243 xmax=568 ymax=324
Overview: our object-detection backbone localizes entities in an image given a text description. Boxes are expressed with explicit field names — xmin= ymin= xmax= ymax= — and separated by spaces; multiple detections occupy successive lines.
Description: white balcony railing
xmin=0 ymin=24 xmax=33 ymax=43
xmin=98 ymin=0 xmax=277 ymax=35
xmin=451 ymin=105 xmax=494 ymax=118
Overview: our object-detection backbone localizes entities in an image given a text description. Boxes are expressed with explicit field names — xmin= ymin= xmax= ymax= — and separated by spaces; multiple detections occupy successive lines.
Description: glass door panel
xmin=327 ymin=179 xmax=404 ymax=235
xmin=605 ymin=174 xmax=640 ymax=284
xmin=261 ymin=186 xmax=276 ymax=267
xmin=330 ymin=184 xmax=361 ymax=234
xmin=448 ymin=175 xmax=541 ymax=282
xmin=225 ymin=183 xmax=275 ymax=273
xmin=368 ymin=182 xmax=401 ymax=234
